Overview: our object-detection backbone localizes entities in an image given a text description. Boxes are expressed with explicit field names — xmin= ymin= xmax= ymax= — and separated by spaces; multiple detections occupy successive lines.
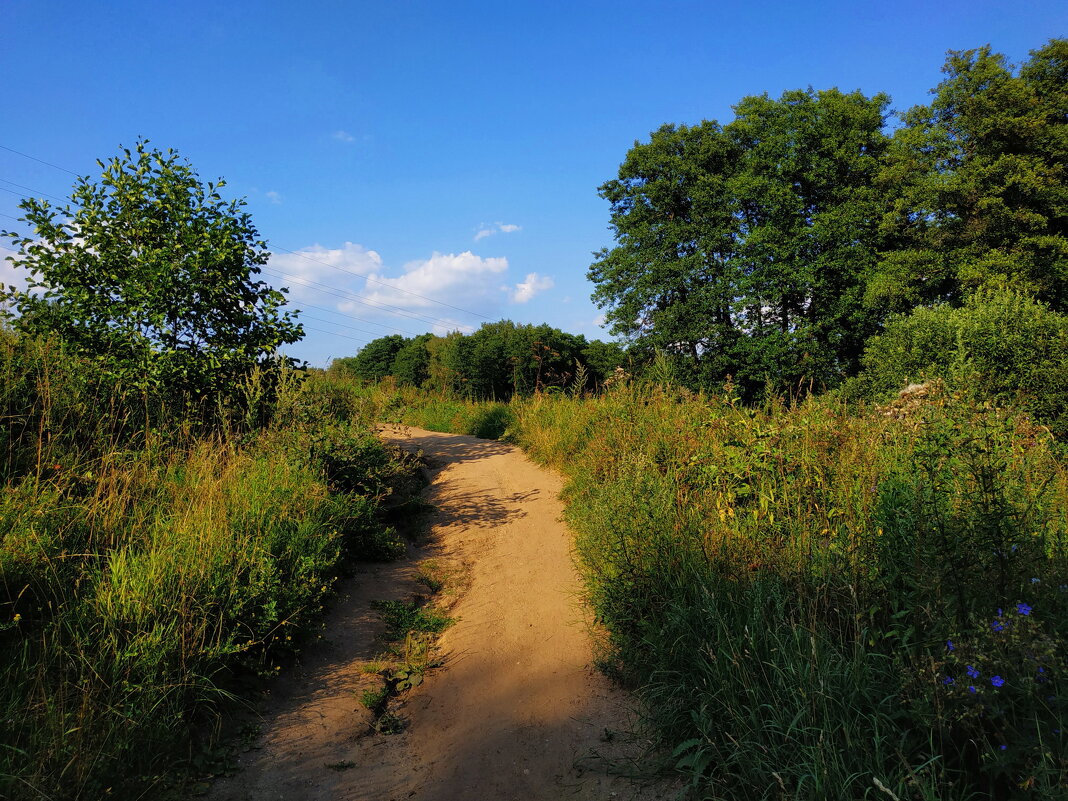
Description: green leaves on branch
xmin=590 ymin=88 xmax=890 ymax=399
xmin=1 ymin=139 xmax=303 ymax=427
xmin=590 ymin=38 xmax=1068 ymax=401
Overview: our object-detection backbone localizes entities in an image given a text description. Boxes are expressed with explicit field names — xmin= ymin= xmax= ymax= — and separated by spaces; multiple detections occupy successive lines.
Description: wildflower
xmin=992 ymin=619 xmax=1005 ymax=632
xmin=1000 ymin=744 xmax=1007 ymax=751
xmin=946 ymin=639 xmax=955 ymax=652
xmin=943 ymin=676 xmax=955 ymax=686
xmin=1017 ymin=602 xmax=1032 ymax=616
xmin=967 ymin=665 xmax=980 ymax=679
xmin=1029 ymin=575 xmax=1039 ymax=583
xmin=969 ymin=686 xmax=978 ymax=694
xmin=991 ymin=676 xmax=1005 ymax=688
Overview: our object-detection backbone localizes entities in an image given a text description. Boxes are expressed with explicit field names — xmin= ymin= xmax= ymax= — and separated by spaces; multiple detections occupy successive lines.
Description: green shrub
xmin=849 ymin=289 xmax=1068 ymax=436
xmin=0 ymin=336 xmax=417 ymax=800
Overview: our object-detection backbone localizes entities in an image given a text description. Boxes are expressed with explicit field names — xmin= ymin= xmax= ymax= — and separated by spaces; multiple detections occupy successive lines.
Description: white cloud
xmin=267 ymin=242 xmax=384 ymax=303
xmin=357 ymin=251 xmax=508 ymax=331
xmin=265 ymin=190 xmax=282 ymax=204
xmin=332 ymin=130 xmax=355 ymax=143
xmin=472 ymin=221 xmax=522 ymax=242
xmin=510 ymin=272 xmax=553 ymax=304
xmin=267 ymin=244 xmax=515 ymax=335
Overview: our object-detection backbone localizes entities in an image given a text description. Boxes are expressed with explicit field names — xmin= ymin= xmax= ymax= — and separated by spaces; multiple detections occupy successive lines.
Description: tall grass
xmin=0 ymin=337 xmax=419 ymax=800
xmin=511 ymin=380 xmax=1068 ymax=799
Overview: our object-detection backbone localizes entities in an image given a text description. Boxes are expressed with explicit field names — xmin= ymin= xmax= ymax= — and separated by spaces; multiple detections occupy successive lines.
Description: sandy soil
xmin=206 ymin=426 xmax=671 ymax=801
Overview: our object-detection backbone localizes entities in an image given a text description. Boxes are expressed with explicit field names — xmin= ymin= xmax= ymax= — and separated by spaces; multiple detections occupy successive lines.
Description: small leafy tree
xmin=1 ymin=140 xmax=303 ymax=426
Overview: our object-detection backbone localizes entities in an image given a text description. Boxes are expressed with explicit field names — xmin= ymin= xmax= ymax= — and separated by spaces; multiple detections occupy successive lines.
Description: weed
xmin=371 ymin=599 xmax=453 ymax=642
xmin=415 ymin=561 xmax=447 ymax=594
xmin=359 ymin=686 xmax=389 ymax=711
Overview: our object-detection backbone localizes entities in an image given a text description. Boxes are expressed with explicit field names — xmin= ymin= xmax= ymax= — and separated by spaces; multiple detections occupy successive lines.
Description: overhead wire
xmin=270 ymin=244 xmax=490 ymax=320
xmin=0 ymin=144 xmax=81 ymax=177
xmin=0 ymin=143 xmax=493 ymax=326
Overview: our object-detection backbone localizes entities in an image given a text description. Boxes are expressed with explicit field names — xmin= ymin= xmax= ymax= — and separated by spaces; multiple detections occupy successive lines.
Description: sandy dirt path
xmin=207 ymin=426 xmax=669 ymax=801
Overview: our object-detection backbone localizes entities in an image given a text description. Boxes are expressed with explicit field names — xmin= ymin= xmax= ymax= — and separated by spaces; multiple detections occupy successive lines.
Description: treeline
xmin=590 ymin=40 xmax=1068 ymax=401
xmin=329 ymin=321 xmax=627 ymax=400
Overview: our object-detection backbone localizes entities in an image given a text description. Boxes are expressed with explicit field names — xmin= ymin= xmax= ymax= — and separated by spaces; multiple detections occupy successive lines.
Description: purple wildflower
xmin=1017 ymin=602 xmax=1032 ymax=616
xmin=991 ymin=675 xmax=1005 ymax=688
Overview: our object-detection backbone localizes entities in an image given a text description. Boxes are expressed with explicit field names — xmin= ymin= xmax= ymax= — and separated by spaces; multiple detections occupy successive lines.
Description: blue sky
xmin=1 ymin=1 xmax=1065 ymax=366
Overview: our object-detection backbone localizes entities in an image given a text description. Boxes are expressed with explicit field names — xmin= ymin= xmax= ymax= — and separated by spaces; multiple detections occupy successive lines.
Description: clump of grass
xmin=359 ymin=686 xmax=389 ymax=711
xmin=370 ymin=599 xmax=453 ymax=642
xmin=415 ymin=561 xmax=449 ymax=593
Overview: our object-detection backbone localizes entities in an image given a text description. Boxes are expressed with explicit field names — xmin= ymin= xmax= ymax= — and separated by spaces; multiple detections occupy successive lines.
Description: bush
xmin=848 ymin=289 xmax=1068 ymax=436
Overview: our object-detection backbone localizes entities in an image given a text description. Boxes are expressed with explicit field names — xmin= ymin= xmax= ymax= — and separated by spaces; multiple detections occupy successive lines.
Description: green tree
xmin=589 ymin=121 xmax=742 ymax=378
xmin=2 ymin=140 xmax=303 ymax=422
xmin=390 ymin=333 xmax=433 ymax=387
xmin=870 ymin=40 xmax=1068 ymax=313
xmin=590 ymin=88 xmax=889 ymax=397
xmin=345 ymin=334 xmax=409 ymax=382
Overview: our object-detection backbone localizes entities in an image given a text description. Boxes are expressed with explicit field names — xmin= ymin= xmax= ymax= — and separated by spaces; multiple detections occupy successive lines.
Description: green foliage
xmin=511 ymin=384 xmax=1068 ymax=799
xmin=331 ymin=334 xmax=409 ymax=383
xmin=590 ymin=88 xmax=889 ymax=399
xmin=372 ymin=383 xmax=515 ymax=440
xmin=391 ymin=333 xmax=433 ymax=387
xmin=871 ymin=40 xmax=1068 ymax=314
xmin=591 ymin=39 xmax=1068 ymax=398
xmin=370 ymin=599 xmax=453 ymax=642
xmin=1 ymin=141 xmax=303 ymax=426
xmin=0 ymin=336 xmax=419 ymax=800
xmin=849 ymin=288 xmax=1068 ymax=436
xmin=335 ymin=321 xmax=623 ymax=401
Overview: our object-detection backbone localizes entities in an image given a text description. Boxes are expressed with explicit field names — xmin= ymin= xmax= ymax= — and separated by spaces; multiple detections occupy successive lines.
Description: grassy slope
xmin=510 ymin=383 xmax=1068 ymax=799
xmin=0 ymin=343 xmax=421 ymax=800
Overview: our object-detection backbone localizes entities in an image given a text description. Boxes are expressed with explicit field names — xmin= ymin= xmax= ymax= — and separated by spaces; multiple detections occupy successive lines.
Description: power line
xmin=1 ymin=144 xmax=494 ymax=324
xmin=0 ymin=144 xmax=81 ymax=177
xmin=298 ymin=312 xmax=422 ymax=340
xmin=263 ymin=267 xmax=473 ymax=332
xmin=300 ymin=324 xmax=373 ymax=344
xmin=0 ymin=178 xmax=67 ymax=204
xmin=287 ymin=298 xmax=424 ymax=337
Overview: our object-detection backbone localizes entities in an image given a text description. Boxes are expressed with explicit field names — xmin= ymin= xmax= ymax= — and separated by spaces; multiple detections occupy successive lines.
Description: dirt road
xmin=206 ymin=426 xmax=669 ymax=801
